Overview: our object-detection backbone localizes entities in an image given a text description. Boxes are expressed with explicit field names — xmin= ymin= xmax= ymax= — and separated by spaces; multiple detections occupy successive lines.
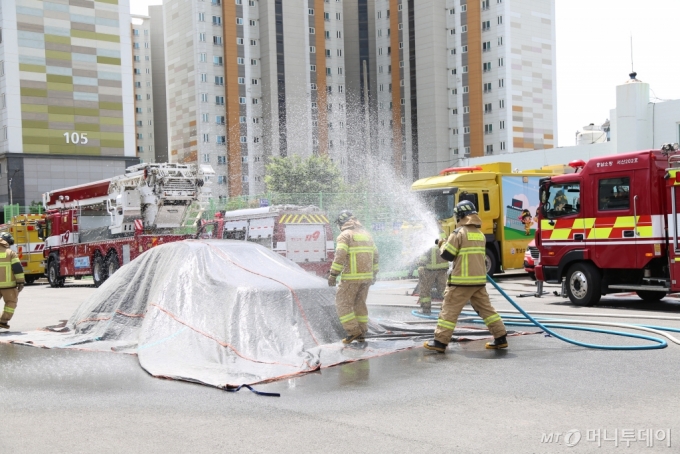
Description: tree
xmin=264 ymin=155 xmax=343 ymax=194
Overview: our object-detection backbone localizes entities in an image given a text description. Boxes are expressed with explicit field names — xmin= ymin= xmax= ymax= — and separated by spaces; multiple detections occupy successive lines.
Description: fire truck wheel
xmin=485 ymin=248 xmax=498 ymax=275
xmin=47 ymin=258 xmax=65 ymax=288
xmin=106 ymin=252 xmax=119 ymax=278
xmin=93 ymin=255 xmax=107 ymax=288
xmin=635 ymin=290 xmax=666 ymax=303
xmin=565 ymin=262 xmax=601 ymax=306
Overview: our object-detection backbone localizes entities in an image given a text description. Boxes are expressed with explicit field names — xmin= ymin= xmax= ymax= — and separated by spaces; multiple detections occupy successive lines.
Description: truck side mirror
xmin=38 ymin=226 xmax=45 ymax=239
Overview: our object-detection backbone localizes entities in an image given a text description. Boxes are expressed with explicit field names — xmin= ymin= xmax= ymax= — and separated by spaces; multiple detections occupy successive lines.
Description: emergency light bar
xmin=439 ymin=166 xmax=483 ymax=175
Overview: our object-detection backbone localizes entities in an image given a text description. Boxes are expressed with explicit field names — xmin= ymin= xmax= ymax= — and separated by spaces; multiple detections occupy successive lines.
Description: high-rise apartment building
xmin=345 ymin=0 xmax=556 ymax=180
xmin=164 ymin=0 xmax=349 ymax=198
xmin=148 ymin=5 xmax=169 ymax=163
xmin=131 ymin=15 xmax=156 ymax=164
xmin=0 ymin=0 xmax=138 ymax=207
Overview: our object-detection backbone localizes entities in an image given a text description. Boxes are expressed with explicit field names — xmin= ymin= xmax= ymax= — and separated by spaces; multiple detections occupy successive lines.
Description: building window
xmin=202 ymin=154 xmax=210 ymax=163
xmin=499 ymin=78 xmax=505 ymax=87
xmin=500 ymin=120 xmax=505 ymax=129
xmin=253 ymin=137 xmax=260 ymax=143
xmin=309 ymin=8 xmax=314 ymax=15
xmin=464 ymin=127 xmax=470 ymax=134
xmin=133 ymin=29 xmax=139 ymax=36
xmin=239 ymin=116 xmax=246 ymax=123
xmin=311 ymin=83 xmax=317 ymax=90
xmin=461 ymin=25 xmax=467 ymax=33
xmin=250 ymin=19 xmax=256 ymax=26
xmin=216 ymin=116 xmax=225 ymax=124
xmin=484 ymin=82 xmax=492 ymax=92
xmin=201 ymin=93 xmax=208 ymax=102
xmin=500 ymin=141 xmax=506 ymax=150
xmin=451 ymin=88 xmax=457 ymax=95
xmin=218 ymin=156 xmax=226 ymax=165
xmin=202 ymin=113 xmax=209 ymax=122
xmin=462 ymin=45 xmax=468 ymax=53
xmin=239 ymin=97 xmax=246 ymax=104
xmin=483 ymin=62 xmax=491 ymax=72
xmin=198 ymin=12 xmax=205 ymax=21
xmin=215 ymin=76 xmax=224 ymax=85
xmin=199 ymin=53 xmax=207 ymax=62
xmin=482 ymin=21 xmax=490 ymax=31
xmin=484 ymin=124 xmax=493 ymax=134
xmin=452 ymin=128 xmax=459 ymax=135
xmin=134 ymin=55 xmax=140 ymax=62
xmin=217 ymin=176 xmax=226 ymax=185
xmin=203 ymin=134 xmax=209 ymax=143
xmin=449 ymin=8 xmax=455 ymax=14
xmin=498 ymin=36 xmax=504 ymax=46
xmin=325 ymin=31 xmax=330 ymax=39
xmin=238 ymin=77 xmax=245 ymax=84
xmin=212 ymin=36 xmax=222 ymax=45
xmin=450 ymin=29 xmax=456 ymax=35
xmin=482 ymin=0 xmax=490 ymax=10
xmin=484 ymin=103 xmax=492 ymax=113
xmin=211 ymin=56 xmax=222 ymax=65
xmin=200 ymin=73 xmax=207 ymax=82
xmin=251 ymin=78 xmax=258 ymax=85
xmin=461 ymin=4 xmax=467 ymax=12
xmin=216 ymin=96 xmax=225 ymax=105
xmin=462 ymin=66 xmax=468 ymax=73
xmin=199 ymin=33 xmax=206 ymax=42
xmin=486 ymin=144 xmax=494 ymax=155
xmin=336 ymin=12 xmax=341 ymax=20
xmin=252 ymin=98 xmax=258 ymax=105
xmin=213 ymin=16 xmax=222 ymax=25
xmin=450 ymin=49 xmax=456 ymax=55
xmin=251 ymin=59 xmax=258 ymax=65
xmin=498 ymin=16 xmax=503 ymax=25
xmin=463 ymin=106 xmax=470 ymax=114
xmin=451 ymin=69 xmax=457 ymax=75
xmin=239 ymin=136 xmax=247 ymax=143
xmin=499 ymin=99 xmax=505 ymax=108
xmin=498 ymin=57 xmax=504 ymax=67
xmin=463 ymin=86 xmax=469 ymax=93
xmin=216 ymin=136 xmax=226 ymax=145
xmin=1 ymin=93 xmax=4 ymax=108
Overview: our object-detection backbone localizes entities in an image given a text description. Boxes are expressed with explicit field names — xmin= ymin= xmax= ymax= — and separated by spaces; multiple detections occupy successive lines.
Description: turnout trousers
xmin=335 ymin=280 xmax=371 ymax=337
xmin=0 ymin=288 xmax=19 ymax=327
xmin=417 ymin=268 xmax=447 ymax=309
xmin=434 ymin=285 xmax=507 ymax=345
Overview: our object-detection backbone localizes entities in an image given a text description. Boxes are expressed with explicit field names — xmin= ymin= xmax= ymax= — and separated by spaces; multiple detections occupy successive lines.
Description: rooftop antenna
xmin=630 ymin=34 xmax=637 ymax=79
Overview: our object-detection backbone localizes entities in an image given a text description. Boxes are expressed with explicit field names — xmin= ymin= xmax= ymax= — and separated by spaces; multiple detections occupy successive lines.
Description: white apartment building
xmin=131 ymin=15 xmax=156 ymax=164
xmin=164 ymin=0 xmax=348 ymax=198
xmin=346 ymin=0 xmax=556 ymax=181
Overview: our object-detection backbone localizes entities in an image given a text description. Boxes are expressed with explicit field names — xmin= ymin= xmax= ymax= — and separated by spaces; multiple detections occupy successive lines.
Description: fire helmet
xmin=453 ymin=200 xmax=477 ymax=222
xmin=1 ymin=232 xmax=14 ymax=246
xmin=336 ymin=210 xmax=354 ymax=227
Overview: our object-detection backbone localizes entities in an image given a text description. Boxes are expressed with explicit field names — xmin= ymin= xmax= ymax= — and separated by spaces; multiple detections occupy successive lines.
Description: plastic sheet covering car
xmin=3 ymin=240 xmax=494 ymax=389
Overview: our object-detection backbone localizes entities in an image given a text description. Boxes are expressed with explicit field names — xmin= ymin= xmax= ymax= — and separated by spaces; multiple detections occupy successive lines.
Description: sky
xmin=130 ymin=0 xmax=680 ymax=148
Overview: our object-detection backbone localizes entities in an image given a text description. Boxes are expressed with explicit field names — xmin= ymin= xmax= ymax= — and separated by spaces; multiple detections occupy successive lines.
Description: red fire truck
xmin=41 ymin=163 xmax=214 ymax=288
xmin=196 ymin=206 xmax=334 ymax=276
xmin=535 ymin=145 xmax=680 ymax=306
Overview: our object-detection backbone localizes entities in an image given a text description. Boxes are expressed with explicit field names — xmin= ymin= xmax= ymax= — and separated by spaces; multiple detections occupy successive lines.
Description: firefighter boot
xmin=423 ymin=339 xmax=447 ymax=353
xmin=485 ymin=335 xmax=508 ymax=349
xmin=342 ymin=333 xmax=365 ymax=344
xmin=0 ymin=322 xmax=9 ymax=330
xmin=421 ymin=303 xmax=431 ymax=315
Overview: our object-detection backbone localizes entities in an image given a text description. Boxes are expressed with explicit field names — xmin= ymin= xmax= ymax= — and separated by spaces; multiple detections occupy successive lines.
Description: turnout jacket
xmin=0 ymin=240 xmax=25 ymax=289
xmin=330 ymin=219 xmax=379 ymax=282
xmin=439 ymin=214 xmax=487 ymax=286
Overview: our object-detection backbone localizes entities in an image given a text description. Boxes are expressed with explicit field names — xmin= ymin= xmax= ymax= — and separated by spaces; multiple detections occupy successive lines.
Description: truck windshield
xmin=542 ymin=182 xmax=581 ymax=219
xmin=417 ymin=189 xmax=457 ymax=221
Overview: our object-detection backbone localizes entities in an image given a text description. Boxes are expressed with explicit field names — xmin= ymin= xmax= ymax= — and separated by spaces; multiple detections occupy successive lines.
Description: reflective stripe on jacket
xmin=0 ymin=241 xmax=25 ymax=289
xmin=440 ymin=214 xmax=487 ymax=286
xmin=330 ymin=219 xmax=379 ymax=282
xmin=419 ymin=245 xmax=449 ymax=270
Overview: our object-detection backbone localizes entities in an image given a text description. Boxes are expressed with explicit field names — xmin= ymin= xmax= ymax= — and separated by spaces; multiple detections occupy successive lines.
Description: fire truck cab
xmin=536 ymin=147 xmax=680 ymax=306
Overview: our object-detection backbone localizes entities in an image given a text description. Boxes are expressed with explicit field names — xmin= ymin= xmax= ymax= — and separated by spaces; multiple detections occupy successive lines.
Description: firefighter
xmin=416 ymin=235 xmax=449 ymax=314
xmin=423 ymin=201 xmax=508 ymax=353
xmin=328 ymin=210 xmax=379 ymax=344
xmin=0 ymin=233 xmax=25 ymax=330
xmin=554 ymin=190 xmax=568 ymax=211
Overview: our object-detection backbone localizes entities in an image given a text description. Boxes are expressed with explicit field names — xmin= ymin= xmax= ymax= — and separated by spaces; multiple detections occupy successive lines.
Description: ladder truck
xmin=41 ymin=163 xmax=214 ymax=288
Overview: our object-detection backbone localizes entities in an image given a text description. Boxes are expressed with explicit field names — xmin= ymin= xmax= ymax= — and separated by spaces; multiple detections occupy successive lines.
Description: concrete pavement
xmin=1 ymin=276 xmax=678 ymax=453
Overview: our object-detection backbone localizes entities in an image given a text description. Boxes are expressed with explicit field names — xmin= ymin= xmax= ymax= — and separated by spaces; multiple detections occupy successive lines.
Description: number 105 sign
xmin=63 ymin=132 xmax=89 ymax=145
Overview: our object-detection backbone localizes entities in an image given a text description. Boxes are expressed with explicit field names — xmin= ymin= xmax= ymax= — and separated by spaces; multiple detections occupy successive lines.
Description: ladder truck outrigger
xmin=40 ymin=163 xmax=214 ymax=288
xmin=535 ymin=144 xmax=680 ymax=306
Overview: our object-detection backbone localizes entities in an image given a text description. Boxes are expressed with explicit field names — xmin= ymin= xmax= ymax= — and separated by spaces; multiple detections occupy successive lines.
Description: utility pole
xmin=8 ymin=169 xmax=20 ymax=207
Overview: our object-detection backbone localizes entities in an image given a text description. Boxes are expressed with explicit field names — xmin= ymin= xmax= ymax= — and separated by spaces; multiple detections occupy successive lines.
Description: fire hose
xmin=411 ymin=275 xmax=680 ymax=350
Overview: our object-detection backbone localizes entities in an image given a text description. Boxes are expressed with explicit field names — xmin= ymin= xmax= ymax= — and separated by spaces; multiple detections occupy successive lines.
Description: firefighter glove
xmin=17 ymin=284 xmax=24 ymax=293
xmin=328 ymin=274 xmax=337 ymax=287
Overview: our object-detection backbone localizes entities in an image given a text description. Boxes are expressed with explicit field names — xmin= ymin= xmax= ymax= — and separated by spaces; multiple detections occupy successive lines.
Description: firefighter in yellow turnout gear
xmin=0 ymin=233 xmax=25 ymax=330
xmin=424 ymin=201 xmax=508 ymax=353
xmin=416 ymin=239 xmax=449 ymax=315
xmin=328 ymin=210 xmax=379 ymax=344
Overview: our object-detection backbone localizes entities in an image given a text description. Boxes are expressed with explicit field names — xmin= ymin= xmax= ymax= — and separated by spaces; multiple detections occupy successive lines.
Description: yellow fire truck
xmin=411 ymin=163 xmax=567 ymax=274
xmin=0 ymin=214 xmax=45 ymax=284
